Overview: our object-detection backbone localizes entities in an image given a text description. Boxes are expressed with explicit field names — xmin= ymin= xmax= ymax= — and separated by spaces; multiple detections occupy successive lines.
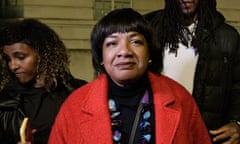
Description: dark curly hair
xmin=145 ymin=0 xmax=224 ymax=54
xmin=91 ymin=8 xmax=162 ymax=74
xmin=0 ymin=19 xmax=71 ymax=91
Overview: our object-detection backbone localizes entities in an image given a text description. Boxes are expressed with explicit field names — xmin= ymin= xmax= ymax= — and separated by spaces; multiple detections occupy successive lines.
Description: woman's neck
xmin=108 ymin=74 xmax=149 ymax=97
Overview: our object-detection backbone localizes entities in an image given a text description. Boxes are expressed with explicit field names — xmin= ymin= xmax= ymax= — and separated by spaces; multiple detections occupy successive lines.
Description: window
xmin=94 ymin=0 xmax=132 ymax=20
xmin=0 ymin=0 xmax=23 ymax=18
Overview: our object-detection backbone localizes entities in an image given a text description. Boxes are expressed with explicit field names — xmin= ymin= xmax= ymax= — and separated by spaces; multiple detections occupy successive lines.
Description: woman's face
xmin=102 ymin=31 xmax=150 ymax=87
xmin=3 ymin=43 xmax=38 ymax=84
xmin=178 ymin=0 xmax=199 ymax=16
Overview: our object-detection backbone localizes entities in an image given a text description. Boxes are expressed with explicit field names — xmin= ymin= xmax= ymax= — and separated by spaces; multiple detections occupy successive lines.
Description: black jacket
xmin=145 ymin=10 xmax=240 ymax=130
xmin=0 ymin=75 xmax=87 ymax=144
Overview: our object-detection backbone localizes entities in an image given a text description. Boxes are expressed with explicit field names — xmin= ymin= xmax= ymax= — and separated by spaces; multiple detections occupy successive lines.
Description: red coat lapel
xmin=80 ymin=74 xmax=113 ymax=143
xmin=149 ymin=72 xmax=181 ymax=144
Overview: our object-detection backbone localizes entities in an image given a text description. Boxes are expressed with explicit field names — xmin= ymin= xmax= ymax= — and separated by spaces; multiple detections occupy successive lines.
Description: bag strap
xmin=128 ymin=102 xmax=143 ymax=144
xmin=128 ymin=90 xmax=149 ymax=144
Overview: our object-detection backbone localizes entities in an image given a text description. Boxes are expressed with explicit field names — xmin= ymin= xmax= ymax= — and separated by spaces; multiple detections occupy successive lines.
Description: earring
xmin=148 ymin=59 xmax=152 ymax=64
xmin=100 ymin=62 xmax=104 ymax=65
xmin=36 ymin=74 xmax=40 ymax=80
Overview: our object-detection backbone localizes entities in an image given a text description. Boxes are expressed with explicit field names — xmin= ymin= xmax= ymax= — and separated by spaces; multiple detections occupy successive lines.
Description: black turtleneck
xmin=4 ymin=80 xmax=69 ymax=144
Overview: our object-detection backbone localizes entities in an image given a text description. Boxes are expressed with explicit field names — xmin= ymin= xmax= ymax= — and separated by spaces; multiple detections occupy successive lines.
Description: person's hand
xmin=209 ymin=122 xmax=240 ymax=144
xmin=17 ymin=129 xmax=37 ymax=144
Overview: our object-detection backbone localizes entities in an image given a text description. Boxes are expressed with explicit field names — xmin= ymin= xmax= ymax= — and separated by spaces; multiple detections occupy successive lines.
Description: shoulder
xmin=70 ymin=78 xmax=87 ymax=89
xmin=60 ymin=74 xmax=107 ymax=108
xmin=149 ymin=73 xmax=192 ymax=100
xmin=214 ymin=22 xmax=239 ymax=53
xmin=0 ymin=84 xmax=20 ymax=108
xmin=149 ymin=73 xmax=188 ymax=92
xmin=149 ymin=73 xmax=198 ymax=111
xmin=64 ymin=74 xmax=87 ymax=92
xmin=0 ymin=89 xmax=21 ymax=109
xmin=214 ymin=12 xmax=239 ymax=37
xmin=217 ymin=23 xmax=239 ymax=36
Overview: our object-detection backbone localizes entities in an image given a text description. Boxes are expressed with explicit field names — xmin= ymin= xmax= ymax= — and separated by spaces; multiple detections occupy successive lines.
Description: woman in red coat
xmin=49 ymin=8 xmax=211 ymax=144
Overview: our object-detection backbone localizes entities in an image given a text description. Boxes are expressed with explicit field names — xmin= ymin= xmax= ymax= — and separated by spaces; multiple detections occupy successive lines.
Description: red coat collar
xmin=80 ymin=72 xmax=181 ymax=143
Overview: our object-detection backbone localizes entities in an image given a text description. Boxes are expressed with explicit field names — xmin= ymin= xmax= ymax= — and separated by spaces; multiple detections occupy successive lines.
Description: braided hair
xmin=145 ymin=0 xmax=224 ymax=54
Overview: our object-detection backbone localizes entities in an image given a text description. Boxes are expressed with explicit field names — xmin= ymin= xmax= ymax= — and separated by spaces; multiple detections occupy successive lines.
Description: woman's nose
xmin=117 ymin=42 xmax=133 ymax=57
xmin=9 ymin=60 xmax=19 ymax=71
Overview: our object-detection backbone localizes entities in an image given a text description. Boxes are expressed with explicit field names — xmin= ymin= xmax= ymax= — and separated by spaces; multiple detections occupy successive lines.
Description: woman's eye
xmin=132 ymin=39 xmax=144 ymax=45
xmin=106 ymin=41 xmax=117 ymax=47
xmin=17 ymin=54 xmax=26 ymax=60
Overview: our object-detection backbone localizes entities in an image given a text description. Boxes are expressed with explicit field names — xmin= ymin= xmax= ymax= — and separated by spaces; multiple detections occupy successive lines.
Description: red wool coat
xmin=49 ymin=72 xmax=211 ymax=144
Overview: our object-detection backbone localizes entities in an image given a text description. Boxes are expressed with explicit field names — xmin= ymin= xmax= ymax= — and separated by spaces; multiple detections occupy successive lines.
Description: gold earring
xmin=148 ymin=59 xmax=152 ymax=64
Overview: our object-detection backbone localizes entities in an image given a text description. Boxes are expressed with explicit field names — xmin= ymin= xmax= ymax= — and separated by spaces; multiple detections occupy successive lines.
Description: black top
xmin=0 ymin=75 xmax=87 ymax=144
xmin=20 ymin=84 xmax=67 ymax=143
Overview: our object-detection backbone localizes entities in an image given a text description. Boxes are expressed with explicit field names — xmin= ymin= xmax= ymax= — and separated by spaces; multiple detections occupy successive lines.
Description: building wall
xmin=23 ymin=0 xmax=95 ymax=82
xmin=2 ymin=0 xmax=239 ymax=82
xmin=217 ymin=0 xmax=240 ymax=31
xmin=22 ymin=0 xmax=161 ymax=82
xmin=136 ymin=0 xmax=240 ymax=32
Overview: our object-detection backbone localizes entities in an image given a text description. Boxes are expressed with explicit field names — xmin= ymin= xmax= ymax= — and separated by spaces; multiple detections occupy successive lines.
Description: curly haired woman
xmin=0 ymin=19 xmax=87 ymax=144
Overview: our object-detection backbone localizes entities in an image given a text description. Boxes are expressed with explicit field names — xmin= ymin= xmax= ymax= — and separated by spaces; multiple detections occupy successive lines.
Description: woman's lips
xmin=115 ymin=62 xmax=135 ymax=69
xmin=181 ymin=2 xmax=193 ymax=8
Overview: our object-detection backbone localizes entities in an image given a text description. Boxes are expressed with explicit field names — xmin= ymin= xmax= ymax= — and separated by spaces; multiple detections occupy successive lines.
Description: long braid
xmin=148 ymin=0 xmax=223 ymax=54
